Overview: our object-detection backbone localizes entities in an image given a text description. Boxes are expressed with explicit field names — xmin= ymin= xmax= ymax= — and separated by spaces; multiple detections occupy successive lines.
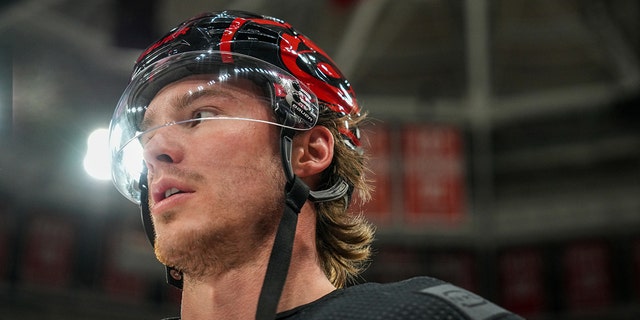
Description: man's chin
xmin=153 ymin=228 xmax=225 ymax=277
xmin=153 ymin=231 xmax=190 ymax=268
xmin=154 ymin=240 xmax=177 ymax=268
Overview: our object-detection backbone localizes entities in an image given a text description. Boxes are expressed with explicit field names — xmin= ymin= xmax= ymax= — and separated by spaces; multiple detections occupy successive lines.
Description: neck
xmin=179 ymin=205 xmax=336 ymax=320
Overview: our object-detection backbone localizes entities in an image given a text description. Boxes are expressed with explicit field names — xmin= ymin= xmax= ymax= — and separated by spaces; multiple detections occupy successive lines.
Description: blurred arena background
xmin=0 ymin=0 xmax=639 ymax=319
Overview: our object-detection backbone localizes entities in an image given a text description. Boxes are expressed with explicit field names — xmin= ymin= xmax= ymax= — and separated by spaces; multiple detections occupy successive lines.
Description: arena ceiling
xmin=0 ymin=0 xmax=638 ymax=214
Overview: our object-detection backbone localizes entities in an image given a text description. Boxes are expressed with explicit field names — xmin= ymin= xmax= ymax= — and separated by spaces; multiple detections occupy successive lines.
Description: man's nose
xmin=142 ymin=126 xmax=184 ymax=171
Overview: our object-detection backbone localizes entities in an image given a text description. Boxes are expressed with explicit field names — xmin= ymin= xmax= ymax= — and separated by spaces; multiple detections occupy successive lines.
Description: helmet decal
xmin=220 ymin=18 xmax=249 ymax=63
xmin=279 ymin=32 xmax=358 ymax=115
xmin=136 ymin=25 xmax=191 ymax=65
xmin=127 ymin=10 xmax=362 ymax=147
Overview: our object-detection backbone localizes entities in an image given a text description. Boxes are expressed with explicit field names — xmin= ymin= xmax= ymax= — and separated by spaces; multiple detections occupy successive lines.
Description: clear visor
xmin=109 ymin=51 xmax=319 ymax=203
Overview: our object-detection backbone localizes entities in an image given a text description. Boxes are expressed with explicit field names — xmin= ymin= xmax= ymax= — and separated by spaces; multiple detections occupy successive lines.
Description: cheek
xmin=215 ymin=123 xmax=279 ymax=159
xmin=193 ymin=123 xmax=282 ymax=182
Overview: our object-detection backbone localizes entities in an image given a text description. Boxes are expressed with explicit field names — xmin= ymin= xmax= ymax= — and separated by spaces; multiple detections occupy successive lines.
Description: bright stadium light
xmin=84 ymin=128 xmax=111 ymax=180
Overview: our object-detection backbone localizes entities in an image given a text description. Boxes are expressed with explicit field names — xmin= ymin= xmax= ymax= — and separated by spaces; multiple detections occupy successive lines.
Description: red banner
xmin=21 ymin=214 xmax=75 ymax=287
xmin=563 ymin=241 xmax=612 ymax=311
xmin=499 ymin=248 xmax=545 ymax=316
xmin=351 ymin=123 xmax=393 ymax=225
xmin=102 ymin=226 xmax=152 ymax=302
xmin=401 ymin=124 xmax=466 ymax=225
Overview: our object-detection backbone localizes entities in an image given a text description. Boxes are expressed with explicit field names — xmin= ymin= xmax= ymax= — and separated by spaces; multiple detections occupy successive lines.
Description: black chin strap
xmin=255 ymin=130 xmax=308 ymax=320
xmin=255 ymin=177 xmax=308 ymax=320
xmin=255 ymin=128 xmax=353 ymax=320
xmin=139 ymin=167 xmax=185 ymax=289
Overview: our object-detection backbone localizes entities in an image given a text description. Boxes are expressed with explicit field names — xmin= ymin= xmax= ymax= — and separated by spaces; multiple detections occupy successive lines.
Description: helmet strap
xmin=255 ymin=128 xmax=309 ymax=320
xmin=139 ymin=167 xmax=186 ymax=288
xmin=256 ymin=127 xmax=353 ymax=319
xmin=309 ymin=178 xmax=352 ymax=204
xmin=139 ymin=167 xmax=154 ymax=245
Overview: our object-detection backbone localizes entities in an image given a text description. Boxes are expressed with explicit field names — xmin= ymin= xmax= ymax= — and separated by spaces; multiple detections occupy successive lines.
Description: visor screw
xmin=170 ymin=269 xmax=183 ymax=281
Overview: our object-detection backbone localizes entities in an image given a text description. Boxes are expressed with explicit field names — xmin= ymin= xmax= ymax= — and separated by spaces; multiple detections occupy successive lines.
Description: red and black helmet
xmin=110 ymin=10 xmax=361 ymax=204
xmin=133 ymin=10 xmax=361 ymax=148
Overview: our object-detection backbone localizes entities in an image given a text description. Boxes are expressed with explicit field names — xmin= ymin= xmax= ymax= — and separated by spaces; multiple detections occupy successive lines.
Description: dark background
xmin=1 ymin=0 xmax=639 ymax=319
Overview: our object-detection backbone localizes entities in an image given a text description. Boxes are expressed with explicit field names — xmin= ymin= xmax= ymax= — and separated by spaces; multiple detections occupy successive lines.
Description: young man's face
xmin=140 ymin=76 xmax=285 ymax=277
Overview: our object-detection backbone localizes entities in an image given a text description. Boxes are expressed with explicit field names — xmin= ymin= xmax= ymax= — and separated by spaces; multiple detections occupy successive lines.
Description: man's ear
xmin=291 ymin=126 xmax=334 ymax=181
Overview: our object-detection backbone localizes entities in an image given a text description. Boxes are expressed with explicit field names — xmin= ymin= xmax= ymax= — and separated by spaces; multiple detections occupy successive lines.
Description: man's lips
xmin=150 ymin=178 xmax=195 ymax=210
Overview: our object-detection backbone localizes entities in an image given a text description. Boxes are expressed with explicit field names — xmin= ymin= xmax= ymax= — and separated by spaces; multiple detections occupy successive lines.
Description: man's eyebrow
xmin=138 ymin=87 xmax=236 ymax=131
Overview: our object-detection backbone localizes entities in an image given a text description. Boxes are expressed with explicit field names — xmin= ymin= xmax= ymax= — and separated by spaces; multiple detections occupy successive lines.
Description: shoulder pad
xmin=419 ymin=283 xmax=523 ymax=320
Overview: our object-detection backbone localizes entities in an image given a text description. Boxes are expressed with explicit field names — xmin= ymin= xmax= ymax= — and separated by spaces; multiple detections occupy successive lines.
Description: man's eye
xmin=192 ymin=110 xmax=218 ymax=125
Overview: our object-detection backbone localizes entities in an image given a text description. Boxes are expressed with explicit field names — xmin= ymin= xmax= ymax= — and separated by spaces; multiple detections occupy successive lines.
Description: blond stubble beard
xmin=152 ymin=159 xmax=286 ymax=280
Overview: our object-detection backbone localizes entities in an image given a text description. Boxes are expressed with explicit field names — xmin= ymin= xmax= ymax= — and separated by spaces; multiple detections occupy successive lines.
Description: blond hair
xmin=313 ymin=108 xmax=376 ymax=288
